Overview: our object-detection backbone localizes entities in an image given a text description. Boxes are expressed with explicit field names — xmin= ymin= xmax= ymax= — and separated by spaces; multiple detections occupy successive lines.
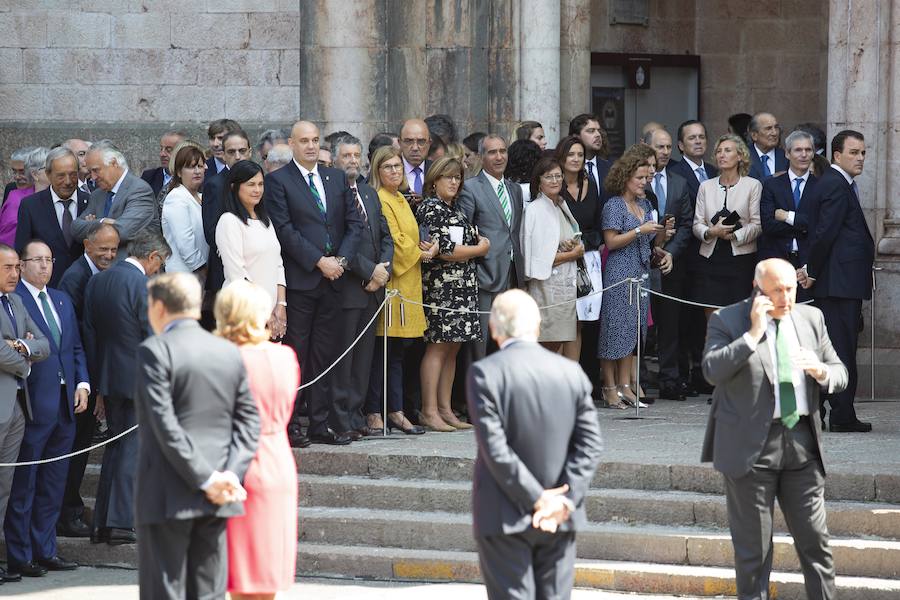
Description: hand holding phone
xmin=748 ymin=286 xmax=774 ymax=342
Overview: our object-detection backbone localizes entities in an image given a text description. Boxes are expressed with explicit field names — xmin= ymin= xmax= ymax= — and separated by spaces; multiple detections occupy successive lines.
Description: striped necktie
xmin=497 ymin=181 xmax=511 ymax=225
xmin=307 ymin=172 xmax=332 ymax=254
xmin=775 ymin=319 xmax=799 ymax=428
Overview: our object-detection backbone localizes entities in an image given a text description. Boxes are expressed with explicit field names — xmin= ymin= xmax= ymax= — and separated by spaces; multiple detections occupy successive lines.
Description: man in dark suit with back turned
xmin=15 ymin=148 xmax=90 ymax=288
xmin=330 ymin=134 xmax=396 ymax=438
xmin=55 ymin=222 xmax=119 ymax=537
xmin=702 ymin=258 xmax=847 ymax=599
xmin=0 ymin=244 xmax=50 ymax=585
xmin=266 ymin=120 xmax=364 ymax=446
xmin=759 ymin=130 xmax=818 ymax=269
xmin=747 ymin=112 xmax=788 ymax=182
xmin=5 ymin=240 xmax=88 ymax=578
xmin=467 ymin=289 xmax=602 ymax=600
xmin=83 ymin=230 xmax=171 ymax=544
xmin=799 ymin=130 xmax=874 ymax=433
xmin=135 ymin=272 xmax=259 ymax=600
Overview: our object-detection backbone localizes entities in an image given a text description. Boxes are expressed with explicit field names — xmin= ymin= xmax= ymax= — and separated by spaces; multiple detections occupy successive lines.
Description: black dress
xmin=562 ymin=176 xmax=603 ymax=251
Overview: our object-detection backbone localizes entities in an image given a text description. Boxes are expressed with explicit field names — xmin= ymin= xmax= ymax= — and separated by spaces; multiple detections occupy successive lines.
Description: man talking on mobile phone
xmin=700 ymin=258 xmax=847 ymax=600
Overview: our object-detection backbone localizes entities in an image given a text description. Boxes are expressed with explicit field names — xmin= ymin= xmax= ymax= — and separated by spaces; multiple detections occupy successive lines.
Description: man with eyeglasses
xmin=748 ymin=112 xmax=788 ymax=181
xmin=201 ymin=129 xmax=253 ymax=299
xmin=5 ymin=240 xmax=87 ymax=579
xmin=399 ymin=119 xmax=433 ymax=196
xmin=0 ymin=243 xmax=50 ymax=584
xmin=140 ymin=130 xmax=186 ymax=199
xmin=82 ymin=230 xmax=171 ymax=546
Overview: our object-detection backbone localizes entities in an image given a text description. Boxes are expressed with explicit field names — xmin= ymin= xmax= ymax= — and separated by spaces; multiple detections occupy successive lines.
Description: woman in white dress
xmin=215 ymin=160 xmax=287 ymax=340
xmin=161 ymin=145 xmax=209 ymax=277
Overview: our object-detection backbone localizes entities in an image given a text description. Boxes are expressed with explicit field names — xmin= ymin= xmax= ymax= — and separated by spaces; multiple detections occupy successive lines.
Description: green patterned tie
xmin=497 ymin=181 xmax=511 ymax=225
xmin=775 ymin=319 xmax=799 ymax=428
xmin=39 ymin=291 xmax=61 ymax=348
xmin=307 ymin=172 xmax=332 ymax=254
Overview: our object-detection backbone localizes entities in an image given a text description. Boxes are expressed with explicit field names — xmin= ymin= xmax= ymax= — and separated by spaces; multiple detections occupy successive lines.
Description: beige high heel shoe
xmin=439 ymin=410 xmax=473 ymax=430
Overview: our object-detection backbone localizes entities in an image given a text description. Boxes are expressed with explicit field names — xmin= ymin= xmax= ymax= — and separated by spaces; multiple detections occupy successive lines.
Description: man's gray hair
xmin=44 ymin=146 xmax=78 ymax=172
xmin=478 ymin=133 xmax=507 ymax=156
xmin=85 ymin=221 xmax=120 ymax=241
xmin=257 ymin=128 xmax=290 ymax=151
xmin=10 ymin=147 xmax=35 ymax=162
xmin=489 ymin=289 xmax=541 ymax=340
xmin=89 ymin=141 xmax=129 ymax=171
xmin=748 ymin=112 xmax=774 ymax=134
xmin=265 ymin=144 xmax=293 ymax=168
xmin=147 ymin=272 xmax=201 ymax=317
xmin=25 ymin=147 xmax=49 ymax=176
xmin=127 ymin=229 xmax=171 ymax=260
xmin=784 ymin=129 xmax=814 ymax=153
xmin=333 ymin=134 xmax=362 ymax=155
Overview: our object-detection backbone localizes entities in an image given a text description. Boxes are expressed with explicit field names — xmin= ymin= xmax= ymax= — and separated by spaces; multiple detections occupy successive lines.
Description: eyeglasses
xmin=224 ymin=148 xmax=250 ymax=156
xmin=401 ymin=138 xmax=429 ymax=147
xmin=442 ymin=175 xmax=463 ymax=182
xmin=541 ymin=174 xmax=563 ymax=182
xmin=380 ymin=163 xmax=404 ymax=172
xmin=21 ymin=257 xmax=55 ymax=265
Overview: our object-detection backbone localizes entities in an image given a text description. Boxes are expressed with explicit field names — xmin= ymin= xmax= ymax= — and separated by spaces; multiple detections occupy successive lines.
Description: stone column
xmin=519 ymin=0 xmax=561 ymax=144
xmin=559 ymin=0 xmax=592 ymax=138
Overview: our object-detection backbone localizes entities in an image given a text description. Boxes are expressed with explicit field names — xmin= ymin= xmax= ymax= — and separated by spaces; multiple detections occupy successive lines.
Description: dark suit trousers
xmin=137 ymin=516 xmax=226 ymax=600
xmin=0 ymin=400 xmax=26 ymax=528
xmin=332 ymin=294 xmax=380 ymax=432
xmin=92 ymin=394 xmax=137 ymax=531
xmin=723 ymin=420 xmax=834 ymax=600
xmin=365 ymin=337 xmax=417 ymax=415
xmin=815 ymin=297 xmax=862 ymax=425
xmin=652 ymin=269 xmax=688 ymax=386
xmin=4 ymin=388 xmax=75 ymax=564
xmin=286 ymin=281 xmax=342 ymax=436
xmin=476 ymin=529 xmax=576 ymax=600
xmin=60 ymin=391 xmax=96 ymax=520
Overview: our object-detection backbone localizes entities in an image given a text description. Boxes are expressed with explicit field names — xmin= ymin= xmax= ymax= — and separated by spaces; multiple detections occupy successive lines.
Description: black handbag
xmin=575 ymin=258 xmax=593 ymax=298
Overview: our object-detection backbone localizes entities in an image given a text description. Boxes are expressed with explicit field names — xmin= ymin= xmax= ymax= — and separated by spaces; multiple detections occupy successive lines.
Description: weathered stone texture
xmin=111 ymin=13 xmax=171 ymax=49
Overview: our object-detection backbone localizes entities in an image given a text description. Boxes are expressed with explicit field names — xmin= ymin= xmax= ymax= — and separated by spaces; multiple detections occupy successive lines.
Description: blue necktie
xmin=412 ymin=167 xmax=423 ymax=195
xmin=103 ymin=191 xmax=115 ymax=217
xmin=792 ymin=178 xmax=802 ymax=209
xmin=761 ymin=155 xmax=772 ymax=179
xmin=1 ymin=295 xmax=17 ymax=334
xmin=695 ymin=166 xmax=707 ymax=182
xmin=654 ymin=173 xmax=667 ymax=216
xmin=851 ymin=181 xmax=860 ymax=203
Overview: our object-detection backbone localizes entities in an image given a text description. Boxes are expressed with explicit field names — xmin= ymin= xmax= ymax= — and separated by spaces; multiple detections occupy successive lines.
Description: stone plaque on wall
xmin=592 ymin=87 xmax=626 ymax=159
xmin=609 ymin=0 xmax=649 ymax=26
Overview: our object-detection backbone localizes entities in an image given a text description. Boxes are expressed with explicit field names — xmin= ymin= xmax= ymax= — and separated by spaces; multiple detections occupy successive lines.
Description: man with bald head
xmin=399 ymin=119 xmax=432 ymax=195
xmin=701 ymin=258 xmax=847 ymax=599
xmin=265 ymin=120 xmax=363 ymax=447
xmin=747 ymin=112 xmax=787 ymax=181
xmin=15 ymin=148 xmax=91 ymax=288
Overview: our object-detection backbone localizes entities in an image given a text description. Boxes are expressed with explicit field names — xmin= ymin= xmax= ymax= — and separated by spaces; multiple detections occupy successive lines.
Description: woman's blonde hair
xmin=214 ymin=280 xmax=272 ymax=345
xmin=367 ymin=146 xmax=408 ymax=193
xmin=714 ymin=133 xmax=751 ymax=177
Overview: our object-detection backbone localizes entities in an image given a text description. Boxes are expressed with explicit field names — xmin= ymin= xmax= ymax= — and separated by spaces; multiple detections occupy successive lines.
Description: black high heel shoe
xmin=388 ymin=413 xmax=426 ymax=435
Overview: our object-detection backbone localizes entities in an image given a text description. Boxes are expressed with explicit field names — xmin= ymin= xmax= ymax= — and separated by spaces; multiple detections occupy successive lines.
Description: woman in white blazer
xmin=161 ymin=145 xmax=209 ymax=276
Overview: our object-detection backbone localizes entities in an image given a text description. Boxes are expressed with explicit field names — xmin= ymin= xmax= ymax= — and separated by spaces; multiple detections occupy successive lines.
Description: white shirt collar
xmin=214 ymin=157 xmax=227 ymax=173
xmin=683 ymin=156 xmax=704 ymax=172
xmin=111 ymin=169 xmax=129 ymax=194
xmin=295 ymin=159 xmax=318 ymax=180
xmin=830 ymin=164 xmax=855 ymax=185
xmin=125 ymin=256 xmax=146 ymax=275
xmin=84 ymin=254 xmax=100 ymax=275
xmin=655 ymin=169 xmax=667 ymax=182
xmin=21 ymin=279 xmax=49 ymax=304
xmin=755 ymin=145 xmax=775 ymax=161
xmin=788 ymin=168 xmax=810 ymax=182
xmin=482 ymin=170 xmax=504 ymax=190
xmin=403 ymin=156 xmax=424 ymax=176
xmin=50 ymin=185 xmax=76 ymax=204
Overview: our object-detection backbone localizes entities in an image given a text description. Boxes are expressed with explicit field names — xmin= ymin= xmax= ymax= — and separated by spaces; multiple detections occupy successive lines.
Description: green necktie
xmin=39 ymin=291 xmax=61 ymax=348
xmin=774 ymin=319 xmax=799 ymax=429
xmin=307 ymin=172 xmax=332 ymax=254
xmin=497 ymin=181 xmax=511 ymax=225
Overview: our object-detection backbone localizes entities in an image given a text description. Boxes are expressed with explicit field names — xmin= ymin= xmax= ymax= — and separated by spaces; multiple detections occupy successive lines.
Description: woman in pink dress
xmin=215 ymin=280 xmax=299 ymax=599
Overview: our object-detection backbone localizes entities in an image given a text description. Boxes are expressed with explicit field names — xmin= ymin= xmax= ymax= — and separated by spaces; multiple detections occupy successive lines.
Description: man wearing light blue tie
xmin=748 ymin=112 xmax=788 ymax=182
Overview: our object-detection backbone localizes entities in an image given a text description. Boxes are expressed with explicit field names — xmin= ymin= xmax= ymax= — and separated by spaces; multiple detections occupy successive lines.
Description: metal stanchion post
xmin=871 ymin=267 xmax=882 ymax=403
xmin=383 ymin=292 xmax=391 ymax=437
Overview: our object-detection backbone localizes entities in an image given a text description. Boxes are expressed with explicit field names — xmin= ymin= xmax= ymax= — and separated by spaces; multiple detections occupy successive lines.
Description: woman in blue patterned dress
xmin=597 ymin=149 xmax=666 ymax=408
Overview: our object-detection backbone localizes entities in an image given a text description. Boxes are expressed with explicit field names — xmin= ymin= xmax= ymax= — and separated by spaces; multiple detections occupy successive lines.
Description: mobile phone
xmin=663 ymin=213 xmax=675 ymax=223
xmin=572 ymin=231 xmax=583 ymax=240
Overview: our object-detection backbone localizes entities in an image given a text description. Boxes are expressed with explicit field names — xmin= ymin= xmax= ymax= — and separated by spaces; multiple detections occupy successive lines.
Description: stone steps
xmin=297 ymin=506 xmax=900 ymax=580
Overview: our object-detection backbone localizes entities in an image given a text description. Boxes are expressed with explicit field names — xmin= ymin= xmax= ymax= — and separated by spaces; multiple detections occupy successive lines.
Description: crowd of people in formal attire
xmin=0 ymin=107 xmax=875 ymax=596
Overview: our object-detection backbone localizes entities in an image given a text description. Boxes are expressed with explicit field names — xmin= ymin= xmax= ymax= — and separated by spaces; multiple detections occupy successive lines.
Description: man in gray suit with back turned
xmin=701 ymin=258 xmax=847 ymax=600
xmin=0 ymin=244 xmax=49 ymax=584
xmin=71 ymin=142 xmax=158 ymax=259
xmin=135 ymin=273 xmax=259 ymax=599
xmin=457 ymin=134 xmax=524 ymax=358
xmin=467 ymin=290 xmax=602 ymax=600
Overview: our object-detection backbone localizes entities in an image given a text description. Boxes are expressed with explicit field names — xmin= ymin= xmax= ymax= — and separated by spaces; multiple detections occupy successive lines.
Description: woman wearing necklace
xmin=692 ymin=134 xmax=762 ymax=318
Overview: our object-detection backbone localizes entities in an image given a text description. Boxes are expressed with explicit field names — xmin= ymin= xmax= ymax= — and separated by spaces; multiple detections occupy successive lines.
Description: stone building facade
xmin=0 ymin=0 xmax=896 ymax=391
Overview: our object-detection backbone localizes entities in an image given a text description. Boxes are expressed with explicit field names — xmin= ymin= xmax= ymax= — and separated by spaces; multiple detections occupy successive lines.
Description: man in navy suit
xmin=760 ymin=130 xmax=818 ymax=269
xmin=748 ymin=112 xmax=788 ymax=181
xmin=56 ymin=222 xmax=119 ymax=537
xmin=800 ymin=130 xmax=874 ymax=433
xmin=266 ymin=120 xmax=364 ymax=446
xmin=14 ymin=148 xmax=90 ymax=288
xmin=140 ymin=130 xmax=185 ymax=199
xmin=668 ymin=120 xmax=719 ymax=396
xmin=203 ymin=119 xmax=242 ymax=184
xmin=83 ymin=230 xmax=171 ymax=544
xmin=4 ymin=241 xmax=88 ymax=577
xmin=330 ymin=135 xmax=395 ymax=438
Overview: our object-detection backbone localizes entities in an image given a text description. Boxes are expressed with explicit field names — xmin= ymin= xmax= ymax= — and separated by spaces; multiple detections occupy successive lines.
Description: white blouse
xmin=161 ymin=185 xmax=209 ymax=273
xmin=215 ymin=212 xmax=286 ymax=310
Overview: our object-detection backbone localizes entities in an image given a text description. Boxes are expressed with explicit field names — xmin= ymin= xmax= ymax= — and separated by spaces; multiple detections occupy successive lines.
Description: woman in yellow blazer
xmin=364 ymin=146 xmax=436 ymax=434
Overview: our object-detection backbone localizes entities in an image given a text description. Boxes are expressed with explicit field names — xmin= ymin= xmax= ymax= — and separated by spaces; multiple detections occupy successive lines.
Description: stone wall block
xmin=42 ymin=84 xmax=141 ymax=121
xmin=426 ymin=0 xmax=474 ymax=48
xmin=487 ymin=46 xmax=517 ymax=130
xmin=561 ymin=0 xmax=592 ymax=49
xmin=386 ymin=46 xmax=426 ymax=124
xmin=775 ymin=54 xmax=824 ymax=92
xmin=197 ymin=49 xmax=281 ymax=86
xmin=248 ymin=12 xmax=300 ymax=49
xmin=315 ymin=0 xmax=385 ymax=48
xmin=171 ymin=13 xmax=249 ymax=49
xmin=278 ymin=49 xmax=301 ymax=85
xmin=425 ymin=47 xmax=472 ymax=122
xmin=47 ymin=12 xmax=110 ymax=47
xmin=700 ymin=53 xmax=745 ymax=91
xmin=0 ymin=85 xmax=43 ymax=120
xmin=225 ymin=85 xmax=299 ymax=121
xmin=652 ymin=0 xmax=695 ymax=20
xmin=111 ymin=12 xmax=171 ymax=48
xmin=695 ymin=19 xmax=733 ymax=55
xmin=487 ymin=0 xmax=515 ymax=48
xmin=0 ymin=48 xmax=23 ymax=83
xmin=386 ymin=0 xmax=427 ymax=48
xmin=319 ymin=47 xmax=386 ymax=122
xmin=154 ymin=85 xmax=227 ymax=122
xmin=205 ymin=0 xmax=281 ymax=12
xmin=695 ymin=0 xmax=778 ymax=20
xmin=0 ymin=13 xmax=48 ymax=48
xmin=299 ymin=48 xmax=325 ymax=121
xmin=467 ymin=45 xmax=490 ymax=127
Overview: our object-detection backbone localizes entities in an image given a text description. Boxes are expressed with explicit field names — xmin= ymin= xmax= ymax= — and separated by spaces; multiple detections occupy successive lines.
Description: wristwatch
xmin=633 ymin=227 xmax=641 ymax=236
xmin=336 ymin=256 xmax=349 ymax=269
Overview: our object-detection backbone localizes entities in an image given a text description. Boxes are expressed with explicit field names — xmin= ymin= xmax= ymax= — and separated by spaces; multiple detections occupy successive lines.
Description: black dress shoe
xmin=7 ymin=561 xmax=47 ymax=577
xmin=90 ymin=527 xmax=109 ymax=544
xmin=340 ymin=430 xmax=363 ymax=441
xmin=57 ymin=516 xmax=91 ymax=537
xmin=289 ymin=433 xmax=311 ymax=448
xmin=106 ymin=527 xmax=137 ymax=545
xmin=308 ymin=429 xmax=352 ymax=445
xmin=659 ymin=384 xmax=685 ymax=401
xmin=830 ymin=420 xmax=872 ymax=433
xmin=37 ymin=556 xmax=78 ymax=571
xmin=680 ymin=381 xmax=699 ymax=397
xmin=0 ymin=566 xmax=19 ymax=582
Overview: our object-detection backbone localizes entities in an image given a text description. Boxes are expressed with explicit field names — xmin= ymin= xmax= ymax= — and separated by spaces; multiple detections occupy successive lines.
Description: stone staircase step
xmin=297 ymin=542 xmax=900 ymax=600
xmin=298 ymin=506 xmax=900 ymax=579
xmin=297 ymin=474 xmax=900 ymax=539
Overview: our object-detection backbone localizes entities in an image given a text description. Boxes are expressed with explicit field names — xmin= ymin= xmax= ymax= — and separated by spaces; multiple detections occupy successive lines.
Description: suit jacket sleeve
xmin=71 ymin=191 xmax=102 ymax=242
xmin=223 ymin=364 xmax=261 ymax=480
xmin=692 ymin=183 xmax=710 ymax=241
xmin=201 ymin=177 xmax=222 ymax=246
xmin=807 ymin=181 xmax=848 ymax=279
xmin=667 ymin=184 xmax=693 ymax=258
xmin=467 ymin=362 xmax=545 ymax=512
xmin=0 ymin=325 xmax=29 ymax=377
xmin=66 ymin=298 xmax=90 ymax=385
xmin=136 ymin=341 xmax=216 ymax=488
xmin=335 ymin=175 xmax=364 ymax=262
xmin=760 ymin=180 xmax=792 ymax=236
xmin=561 ymin=371 xmax=603 ymax=507
xmin=82 ymin=278 xmax=98 ymax=381
xmin=265 ymin=173 xmax=325 ymax=272
xmin=701 ymin=309 xmax=755 ymax=386
xmin=813 ymin=308 xmax=849 ymax=393
xmin=456 ymin=184 xmax=476 ymax=223
xmin=112 ymin=184 xmax=156 ymax=242
xmin=381 ymin=200 xmax=420 ymax=279
xmin=20 ymin=304 xmax=50 ymax=363
xmin=734 ymin=181 xmax=762 ymax=246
